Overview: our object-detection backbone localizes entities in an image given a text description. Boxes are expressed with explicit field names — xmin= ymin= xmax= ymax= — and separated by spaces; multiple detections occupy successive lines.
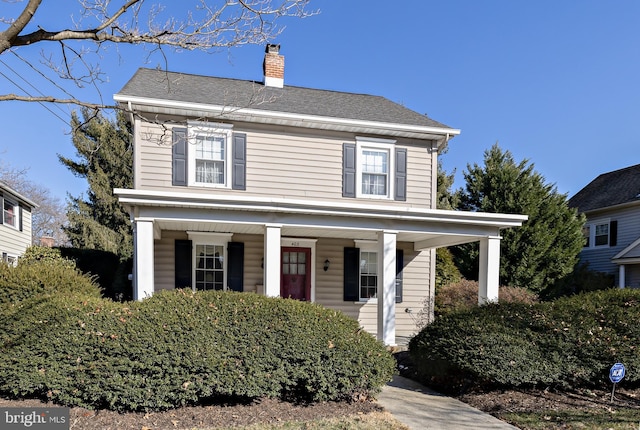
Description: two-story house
xmin=0 ymin=181 xmax=37 ymax=264
xmin=569 ymin=163 xmax=640 ymax=288
xmin=114 ymin=45 xmax=526 ymax=345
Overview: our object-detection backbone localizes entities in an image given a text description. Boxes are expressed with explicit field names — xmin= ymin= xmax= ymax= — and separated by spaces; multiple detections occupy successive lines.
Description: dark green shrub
xmin=541 ymin=263 xmax=615 ymax=300
xmin=0 ymin=289 xmax=395 ymax=411
xmin=434 ymin=279 xmax=538 ymax=317
xmin=58 ymin=248 xmax=132 ymax=301
xmin=0 ymin=256 xmax=102 ymax=306
xmin=410 ymin=288 xmax=640 ymax=392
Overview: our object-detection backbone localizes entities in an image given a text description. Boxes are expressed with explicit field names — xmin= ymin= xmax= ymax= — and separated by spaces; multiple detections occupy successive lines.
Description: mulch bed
xmin=0 ymin=396 xmax=382 ymax=429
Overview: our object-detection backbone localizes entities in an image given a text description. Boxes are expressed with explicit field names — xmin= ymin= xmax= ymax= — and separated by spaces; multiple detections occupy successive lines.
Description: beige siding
xmin=314 ymin=239 xmax=432 ymax=339
xmin=395 ymin=244 xmax=431 ymax=338
xmin=136 ymin=122 xmax=434 ymax=209
xmin=154 ymin=231 xmax=186 ymax=291
xmin=152 ymin=231 xmax=433 ymax=339
xmin=233 ymin=234 xmax=264 ymax=293
xmin=0 ymin=208 xmax=32 ymax=258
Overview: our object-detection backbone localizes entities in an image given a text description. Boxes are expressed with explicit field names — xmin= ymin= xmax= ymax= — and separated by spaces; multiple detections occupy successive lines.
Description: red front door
xmin=281 ymin=247 xmax=311 ymax=301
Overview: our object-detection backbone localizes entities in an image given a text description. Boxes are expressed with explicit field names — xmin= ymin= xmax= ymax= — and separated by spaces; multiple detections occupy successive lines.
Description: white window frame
xmin=2 ymin=252 xmax=17 ymax=266
xmin=187 ymin=232 xmax=233 ymax=291
xmin=583 ymin=219 xmax=610 ymax=249
xmin=187 ymin=121 xmax=234 ymax=188
xmin=2 ymin=197 xmax=18 ymax=229
xmin=355 ymin=240 xmax=378 ymax=302
xmin=355 ymin=137 xmax=396 ymax=199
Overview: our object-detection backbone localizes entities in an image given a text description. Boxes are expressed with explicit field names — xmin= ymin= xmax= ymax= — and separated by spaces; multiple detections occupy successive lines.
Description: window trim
xmin=583 ymin=219 xmax=611 ymax=249
xmin=187 ymin=232 xmax=233 ymax=291
xmin=355 ymin=240 xmax=378 ymax=302
xmin=187 ymin=121 xmax=234 ymax=188
xmin=2 ymin=197 xmax=18 ymax=229
xmin=355 ymin=137 xmax=396 ymax=200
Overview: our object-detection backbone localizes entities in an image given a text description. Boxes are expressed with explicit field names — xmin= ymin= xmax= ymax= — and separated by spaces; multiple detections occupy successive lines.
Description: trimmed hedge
xmin=0 ymin=289 xmax=395 ymax=411
xmin=0 ymin=255 xmax=102 ymax=307
xmin=410 ymin=288 xmax=640 ymax=391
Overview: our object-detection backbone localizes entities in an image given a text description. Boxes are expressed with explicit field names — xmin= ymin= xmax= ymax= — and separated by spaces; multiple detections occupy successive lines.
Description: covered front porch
xmin=117 ymin=189 xmax=527 ymax=345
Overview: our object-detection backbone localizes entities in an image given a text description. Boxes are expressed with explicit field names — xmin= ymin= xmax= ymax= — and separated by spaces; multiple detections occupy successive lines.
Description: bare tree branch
xmin=0 ymin=0 xmax=315 ymax=112
xmin=0 ymin=93 xmax=114 ymax=109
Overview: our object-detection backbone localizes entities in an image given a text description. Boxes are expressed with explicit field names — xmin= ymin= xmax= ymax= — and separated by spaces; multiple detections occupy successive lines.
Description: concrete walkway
xmin=376 ymin=376 xmax=520 ymax=430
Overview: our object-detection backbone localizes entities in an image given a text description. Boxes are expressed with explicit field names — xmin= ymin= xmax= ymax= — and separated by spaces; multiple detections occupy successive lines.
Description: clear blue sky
xmin=1 ymin=0 xmax=639 ymax=202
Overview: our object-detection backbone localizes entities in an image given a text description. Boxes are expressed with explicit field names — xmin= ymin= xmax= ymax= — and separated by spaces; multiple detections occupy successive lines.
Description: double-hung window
xmin=356 ymin=137 xmax=396 ymax=199
xmin=188 ymin=122 xmax=233 ymax=188
xmin=188 ymin=232 xmax=233 ymax=291
xmin=582 ymin=220 xmax=617 ymax=249
xmin=3 ymin=198 xmax=18 ymax=228
xmin=355 ymin=241 xmax=379 ymax=301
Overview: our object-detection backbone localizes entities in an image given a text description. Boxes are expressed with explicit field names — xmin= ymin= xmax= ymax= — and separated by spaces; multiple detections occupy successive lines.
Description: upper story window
xmin=3 ymin=197 xmax=18 ymax=229
xmin=583 ymin=220 xmax=617 ymax=249
xmin=356 ymin=137 xmax=396 ymax=199
xmin=343 ymin=137 xmax=407 ymax=201
xmin=188 ymin=122 xmax=234 ymax=188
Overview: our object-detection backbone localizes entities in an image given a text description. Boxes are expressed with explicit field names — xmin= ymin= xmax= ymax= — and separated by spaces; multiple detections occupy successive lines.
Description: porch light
xmin=324 ymin=259 xmax=330 ymax=272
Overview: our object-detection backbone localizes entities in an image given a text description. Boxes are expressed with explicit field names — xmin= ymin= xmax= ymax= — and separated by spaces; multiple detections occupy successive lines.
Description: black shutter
xmin=343 ymin=143 xmax=356 ymax=198
xmin=395 ymin=249 xmax=404 ymax=303
xmin=395 ymin=148 xmax=407 ymax=201
xmin=0 ymin=195 xmax=3 ymax=225
xmin=18 ymin=206 xmax=23 ymax=232
xmin=175 ymin=239 xmax=192 ymax=289
xmin=231 ymin=133 xmax=247 ymax=190
xmin=227 ymin=242 xmax=244 ymax=292
xmin=610 ymin=220 xmax=618 ymax=246
xmin=172 ymin=128 xmax=188 ymax=186
xmin=344 ymin=247 xmax=359 ymax=301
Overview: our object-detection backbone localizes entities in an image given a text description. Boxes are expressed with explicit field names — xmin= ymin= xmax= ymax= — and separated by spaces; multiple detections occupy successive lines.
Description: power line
xmin=10 ymin=50 xmax=78 ymax=102
xmin=0 ymin=57 xmax=72 ymax=121
xmin=0 ymin=68 xmax=70 ymax=125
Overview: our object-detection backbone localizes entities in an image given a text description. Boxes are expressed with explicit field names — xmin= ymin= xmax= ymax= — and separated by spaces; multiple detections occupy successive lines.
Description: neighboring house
xmin=569 ymin=163 xmax=640 ymax=288
xmin=0 ymin=181 xmax=37 ymax=264
xmin=114 ymin=45 xmax=526 ymax=345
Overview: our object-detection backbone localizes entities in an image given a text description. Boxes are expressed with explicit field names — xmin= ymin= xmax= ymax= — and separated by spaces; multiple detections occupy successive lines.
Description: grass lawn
xmin=211 ymin=412 xmax=409 ymax=429
xmin=502 ymin=409 xmax=640 ymax=430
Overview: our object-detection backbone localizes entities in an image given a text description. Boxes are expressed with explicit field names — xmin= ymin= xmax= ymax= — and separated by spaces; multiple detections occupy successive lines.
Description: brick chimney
xmin=263 ymin=44 xmax=284 ymax=88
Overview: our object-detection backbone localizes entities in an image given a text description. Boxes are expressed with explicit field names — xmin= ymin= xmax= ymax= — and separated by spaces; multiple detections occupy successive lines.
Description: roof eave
xmin=0 ymin=182 xmax=38 ymax=208
xmin=579 ymin=199 xmax=640 ymax=216
xmin=114 ymin=94 xmax=461 ymax=142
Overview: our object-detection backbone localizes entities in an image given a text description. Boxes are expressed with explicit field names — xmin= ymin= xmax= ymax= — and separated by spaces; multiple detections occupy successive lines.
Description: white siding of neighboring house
xmin=152 ymin=233 xmax=431 ymax=338
xmin=580 ymin=204 xmax=640 ymax=285
xmin=0 ymin=206 xmax=32 ymax=259
xmin=134 ymin=121 xmax=435 ymax=210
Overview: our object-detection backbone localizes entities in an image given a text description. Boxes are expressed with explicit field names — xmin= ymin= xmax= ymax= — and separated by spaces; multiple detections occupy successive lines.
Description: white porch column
xmin=264 ymin=224 xmax=281 ymax=297
xmin=478 ymin=236 xmax=501 ymax=305
xmin=619 ymin=264 xmax=626 ymax=289
xmin=133 ymin=220 xmax=154 ymax=301
xmin=377 ymin=230 xmax=397 ymax=346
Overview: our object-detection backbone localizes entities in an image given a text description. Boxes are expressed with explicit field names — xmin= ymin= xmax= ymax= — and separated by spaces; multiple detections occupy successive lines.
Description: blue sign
xmin=610 ymin=363 xmax=626 ymax=384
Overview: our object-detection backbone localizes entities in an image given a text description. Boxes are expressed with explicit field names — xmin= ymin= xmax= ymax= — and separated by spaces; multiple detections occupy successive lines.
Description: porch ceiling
xmin=151 ymin=214 xmax=500 ymax=250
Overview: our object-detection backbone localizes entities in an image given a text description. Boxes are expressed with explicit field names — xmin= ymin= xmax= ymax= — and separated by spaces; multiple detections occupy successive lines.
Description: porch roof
xmin=115 ymin=188 xmax=527 ymax=249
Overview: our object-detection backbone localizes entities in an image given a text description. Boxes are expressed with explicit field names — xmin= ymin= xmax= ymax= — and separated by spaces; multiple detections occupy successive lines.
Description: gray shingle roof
xmin=568 ymin=164 xmax=640 ymax=212
xmin=116 ymin=68 xmax=453 ymax=130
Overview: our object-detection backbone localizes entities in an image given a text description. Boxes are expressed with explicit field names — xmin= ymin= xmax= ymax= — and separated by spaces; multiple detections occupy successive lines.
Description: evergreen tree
xmin=60 ymin=109 xmax=133 ymax=259
xmin=435 ymin=146 xmax=462 ymax=287
xmin=452 ymin=143 xmax=585 ymax=293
